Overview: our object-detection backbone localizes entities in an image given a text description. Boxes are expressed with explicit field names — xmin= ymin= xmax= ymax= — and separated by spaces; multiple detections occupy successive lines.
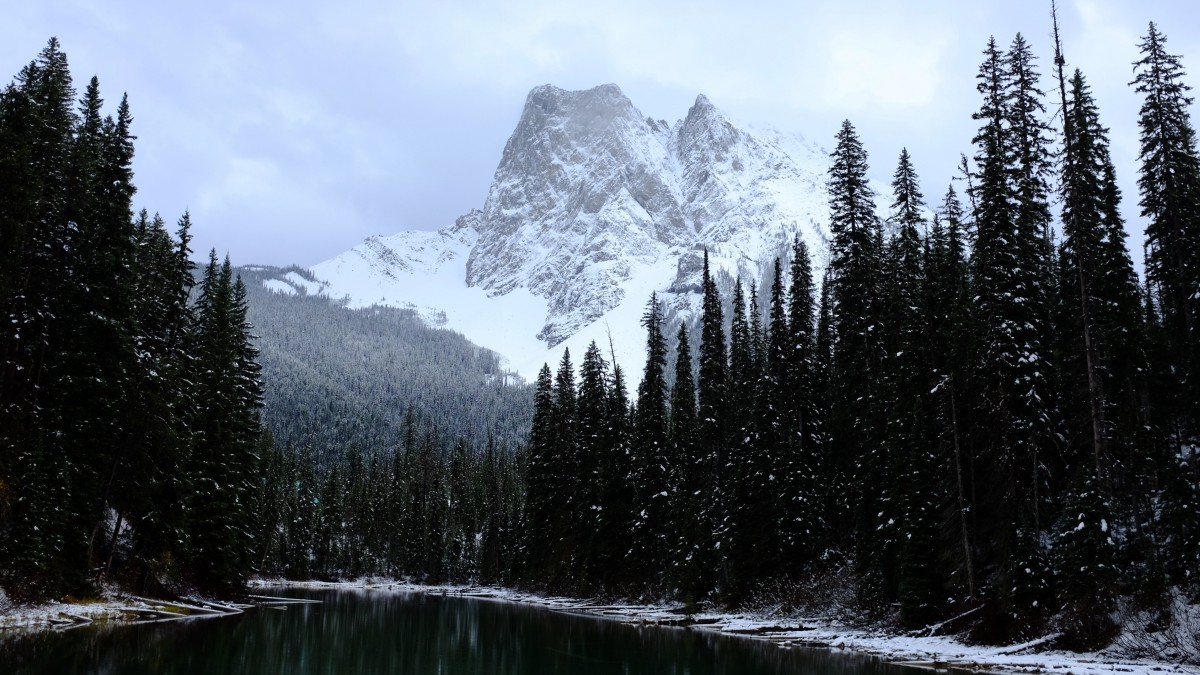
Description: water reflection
xmin=0 ymin=589 xmax=917 ymax=675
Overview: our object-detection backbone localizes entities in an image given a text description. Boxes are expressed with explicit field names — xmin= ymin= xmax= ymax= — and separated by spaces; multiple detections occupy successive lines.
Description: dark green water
xmin=0 ymin=589 xmax=917 ymax=674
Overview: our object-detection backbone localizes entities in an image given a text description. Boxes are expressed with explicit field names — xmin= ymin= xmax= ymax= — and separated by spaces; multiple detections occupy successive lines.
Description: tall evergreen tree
xmin=927 ymin=187 xmax=976 ymax=601
xmin=594 ymin=361 xmax=634 ymax=591
xmin=1131 ymin=23 xmax=1200 ymax=445
xmin=1052 ymin=466 xmax=1118 ymax=649
xmin=187 ymin=254 xmax=264 ymax=591
xmin=629 ymin=294 xmax=670 ymax=589
xmin=574 ymin=341 xmax=610 ymax=589
xmin=0 ymin=38 xmax=80 ymax=598
xmin=880 ymin=148 xmax=943 ymax=626
xmin=549 ymin=348 xmax=579 ymax=585
xmin=522 ymin=364 xmax=556 ymax=583
xmin=669 ymin=321 xmax=705 ymax=598
xmin=723 ymin=278 xmax=755 ymax=596
xmin=825 ymin=120 xmax=884 ymax=605
xmin=782 ymin=237 xmax=821 ymax=573
xmin=1057 ymin=65 xmax=1151 ymax=509
xmin=968 ymin=35 xmax=1057 ymax=637
xmin=669 ymin=323 xmax=697 ymax=461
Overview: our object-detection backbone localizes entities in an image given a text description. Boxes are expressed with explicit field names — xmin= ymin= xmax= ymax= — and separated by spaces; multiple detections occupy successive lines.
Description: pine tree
xmin=669 ymin=321 xmax=705 ymax=598
xmin=723 ymin=278 xmax=756 ymax=598
xmin=548 ymin=348 xmax=579 ymax=585
xmin=186 ymin=254 xmax=264 ymax=591
xmin=1132 ymin=23 xmax=1200 ymax=443
xmin=669 ymin=323 xmax=697 ymax=463
xmin=694 ymin=253 xmax=726 ymax=597
xmin=968 ymin=35 xmax=1057 ymax=637
xmin=727 ymin=279 xmax=754 ymax=452
xmin=574 ymin=341 xmax=610 ymax=589
xmin=826 ymin=119 xmax=886 ymax=609
xmin=881 ymin=148 xmax=943 ymax=626
xmin=750 ymin=259 xmax=789 ymax=586
xmin=927 ymin=188 xmax=976 ymax=601
xmin=480 ymin=434 xmax=504 ymax=584
xmin=1058 ymin=65 xmax=1154 ymax=512
xmin=782 ymin=237 xmax=821 ymax=573
xmin=812 ymin=269 xmax=839 ymax=558
xmin=594 ymin=361 xmax=634 ymax=591
xmin=629 ymin=294 xmax=670 ymax=589
xmin=523 ymin=364 xmax=556 ymax=582
xmin=0 ymin=38 xmax=80 ymax=598
xmin=117 ymin=212 xmax=195 ymax=584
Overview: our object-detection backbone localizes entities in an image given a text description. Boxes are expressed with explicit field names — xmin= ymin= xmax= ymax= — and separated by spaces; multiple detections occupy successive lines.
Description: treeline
xmin=0 ymin=40 xmax=265 ymax=598
xmin=251 ymin=414 xmax=525 ymax=584
xmin=521 ymin=23 xmax=1200 ymax=649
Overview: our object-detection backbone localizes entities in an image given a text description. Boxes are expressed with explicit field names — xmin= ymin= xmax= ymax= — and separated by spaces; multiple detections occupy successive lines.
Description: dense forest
xmin=3 ymin=13 xmax=1200 ymax=659
xmin=0 ymin=40 xmax=530 ymax=601
xmin=519 ymin=21 xmax=1200 ymax=651
xmin=238 ymin=265 xmax=532 ymax=459
xmin=0 ymin=38 xmax=265 ymax=597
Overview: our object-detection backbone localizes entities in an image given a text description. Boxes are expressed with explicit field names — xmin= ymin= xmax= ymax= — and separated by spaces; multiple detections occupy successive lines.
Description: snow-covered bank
xmin=0 ymin=593 xmax=263 ymax=634
xmin=252 ymin=579 xmax=1198 ymax=675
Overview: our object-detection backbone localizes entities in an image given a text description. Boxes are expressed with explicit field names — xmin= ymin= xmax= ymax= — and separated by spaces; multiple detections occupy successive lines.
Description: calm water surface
xmin=0 ymin=588 xmax=919 ymax=675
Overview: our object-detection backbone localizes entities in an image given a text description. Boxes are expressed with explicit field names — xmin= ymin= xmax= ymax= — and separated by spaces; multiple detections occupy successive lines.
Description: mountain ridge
xmin=302 ymin=83 xmax=836 ymax=379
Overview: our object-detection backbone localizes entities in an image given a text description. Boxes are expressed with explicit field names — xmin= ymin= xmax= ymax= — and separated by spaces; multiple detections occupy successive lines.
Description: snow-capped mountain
xmin=305 ymin=83 xmax=833 ymax=380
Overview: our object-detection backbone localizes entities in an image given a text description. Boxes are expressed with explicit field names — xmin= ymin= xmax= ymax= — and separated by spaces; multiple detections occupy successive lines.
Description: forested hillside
xmin=238 ymin=265 xmax=532 ymax=460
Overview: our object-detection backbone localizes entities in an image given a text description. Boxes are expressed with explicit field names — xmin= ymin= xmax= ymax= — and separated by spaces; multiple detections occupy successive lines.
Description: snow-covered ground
xmin=5 ymin=579 xmax=1194 ymax=673
xmin=0 ymin=592 xmax=271 ymax=634
xmin=251 ymin=579 xmax=1200 ymax=675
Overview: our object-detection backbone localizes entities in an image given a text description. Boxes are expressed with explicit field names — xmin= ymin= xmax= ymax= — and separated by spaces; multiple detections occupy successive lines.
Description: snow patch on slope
xmin=308 ymin=84 xmax=843 ymax=380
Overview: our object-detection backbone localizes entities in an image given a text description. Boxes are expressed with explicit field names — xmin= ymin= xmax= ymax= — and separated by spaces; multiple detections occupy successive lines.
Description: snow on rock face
xmin=307 ymin=83 xmax=832 ymax=380
xmin=466 ymin=84 xmax=689 ymax=345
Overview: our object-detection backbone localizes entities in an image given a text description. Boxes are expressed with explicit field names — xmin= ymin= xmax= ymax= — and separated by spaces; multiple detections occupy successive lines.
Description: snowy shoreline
xmin=251 ymin=579 xmax=1197 ymax=675
xmin=0 ymin=592 xmax=294 ymax=635
xmin=2 ymin=579 xmax=1194 ymax=675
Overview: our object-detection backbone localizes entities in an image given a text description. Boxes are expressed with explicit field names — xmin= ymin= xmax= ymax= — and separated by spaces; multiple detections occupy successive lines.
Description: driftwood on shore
xmin=246 ymin=594 xmax=322 ymax=605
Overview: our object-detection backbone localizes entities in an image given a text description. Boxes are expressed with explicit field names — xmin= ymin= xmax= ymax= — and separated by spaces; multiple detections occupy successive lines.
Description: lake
xmin=0 ymin=588 xmax=921 ymax=674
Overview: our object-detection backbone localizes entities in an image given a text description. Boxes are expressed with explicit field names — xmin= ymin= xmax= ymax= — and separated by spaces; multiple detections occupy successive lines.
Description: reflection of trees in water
xmin=0 ymin=590 xmax=910 ymax=675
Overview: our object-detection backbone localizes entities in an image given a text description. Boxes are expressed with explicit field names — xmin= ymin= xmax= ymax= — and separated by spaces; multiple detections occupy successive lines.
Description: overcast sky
xmin=4 ymin=1 xmax=1198 ymax=267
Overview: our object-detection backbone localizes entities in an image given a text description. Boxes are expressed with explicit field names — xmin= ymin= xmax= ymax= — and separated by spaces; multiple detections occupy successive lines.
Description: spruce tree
xmin=968 ymin=35 xmax=1057 ymax=637
xmin=594 ymin=361 xmax=634 ymax=591
xmin=782 ymin=237 xmax=821 ymax=573
xmin=881 ymin=148 xmax=942 ymax=626
xmin=0 ymin=38 xmax=79 ymax=598
xmin=723 ymin=278 xmax=756 ymax=598
xmin=694 ymin=253 xmax=727 ymax=596
xmin=1131 ymin=23 xmax=1200 ymax=445
xmin=525 ymin=365 xmax=556 ymax=581
xmin=574 ymin=341 xmax=610 ymax=589
xmin=629 ymin=294 xmax=670 ymax=589
xmin=1058 ymin=66 xmax=1153 ymax=512
xmin=185 ymin=255 xmax=264 ymax=590
xmin=927 ymin=188 xmax=976 ymax=601
xmin=825 ymin=119 xmax=885 ymax=608
xmin=669 ymin=323 xmax=697 ymax=462
xmin=669 ymin=321 xmax=706 ymax=599
xmin=752 ymin=259 xmax=790 ymax=585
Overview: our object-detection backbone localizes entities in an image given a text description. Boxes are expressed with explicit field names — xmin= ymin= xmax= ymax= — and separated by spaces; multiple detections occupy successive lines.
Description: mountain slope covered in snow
xmin=307 ymin=84 xmax=835 ymax=379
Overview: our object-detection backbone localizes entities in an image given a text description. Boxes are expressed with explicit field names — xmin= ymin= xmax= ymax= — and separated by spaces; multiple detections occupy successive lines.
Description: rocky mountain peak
xmin=309 ymin=84 xmax=832 ymax=378
xmin=679 ymin=92 xmax=739 ymax=154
